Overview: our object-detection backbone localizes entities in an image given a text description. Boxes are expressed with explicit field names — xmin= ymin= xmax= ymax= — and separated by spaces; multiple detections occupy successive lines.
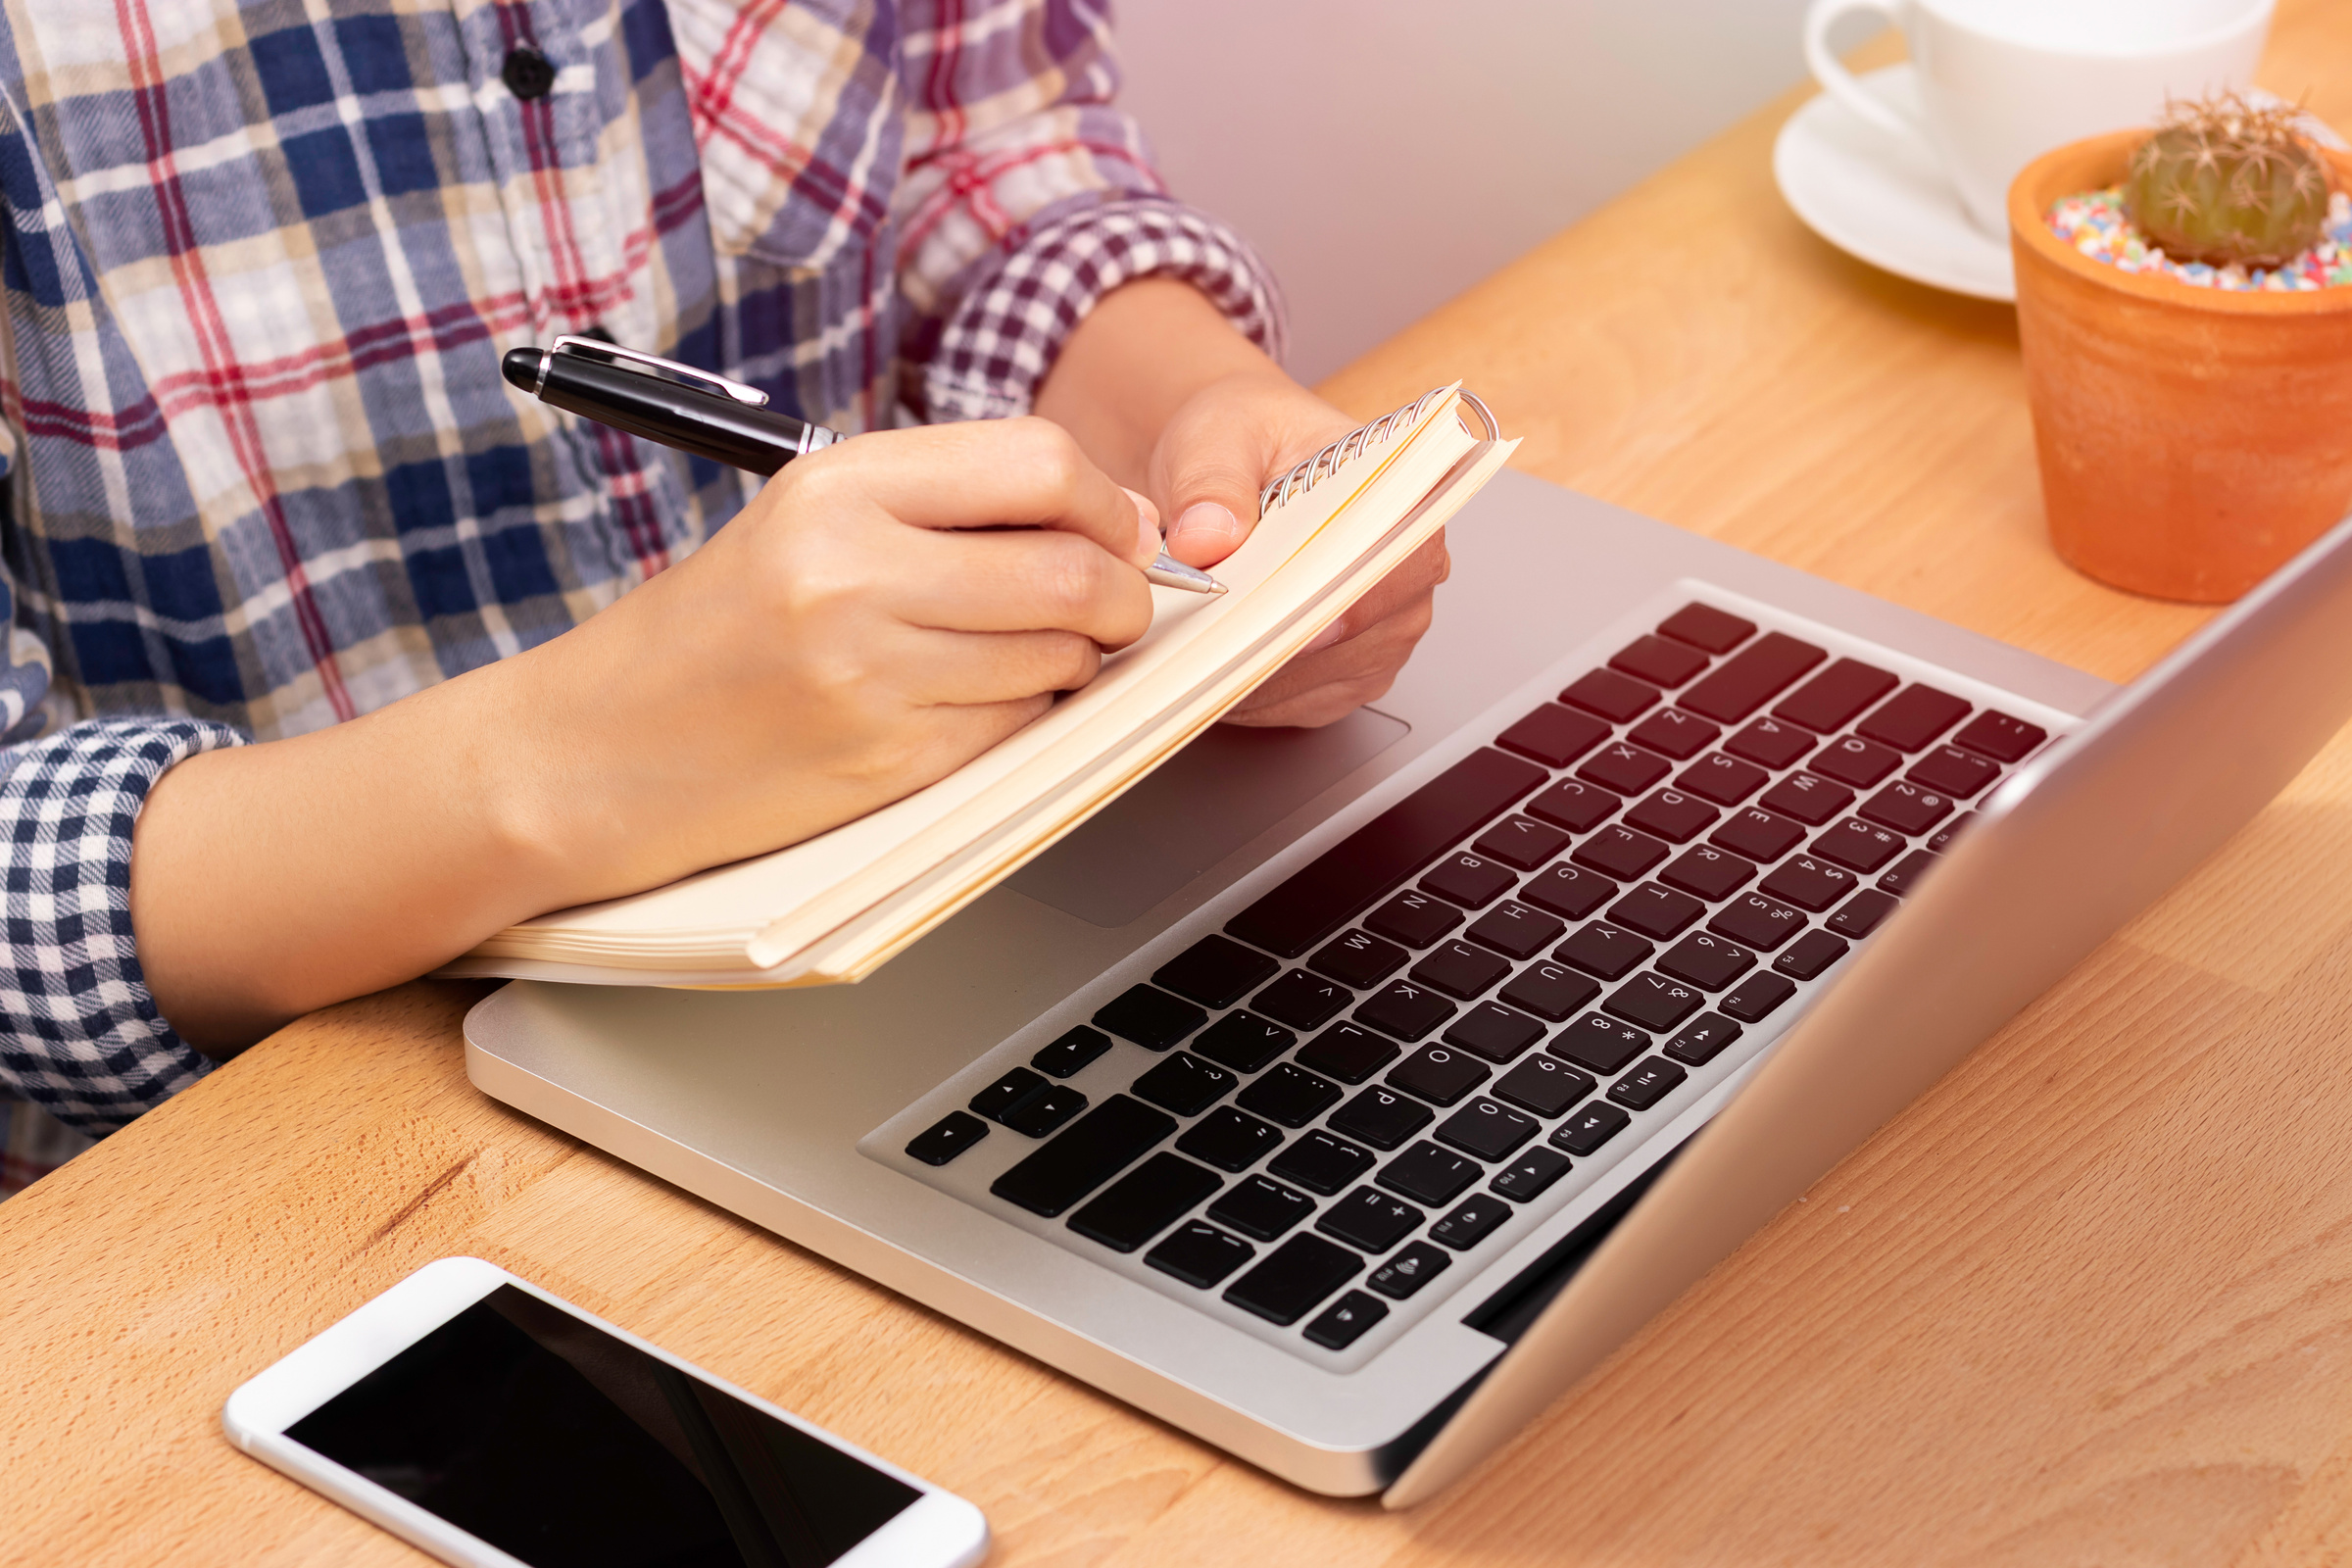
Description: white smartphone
xmin=222 ymin=1256 xmax=989 ymax=1568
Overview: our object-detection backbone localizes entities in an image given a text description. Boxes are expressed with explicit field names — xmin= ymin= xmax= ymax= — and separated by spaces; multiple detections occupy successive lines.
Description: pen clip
xmin=547 ymin=334 xmax=771 ymax=408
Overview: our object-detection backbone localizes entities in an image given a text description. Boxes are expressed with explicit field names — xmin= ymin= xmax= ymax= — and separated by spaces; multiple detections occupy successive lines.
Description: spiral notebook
xmin=442 ymin=386 xmax=1516 ymax=988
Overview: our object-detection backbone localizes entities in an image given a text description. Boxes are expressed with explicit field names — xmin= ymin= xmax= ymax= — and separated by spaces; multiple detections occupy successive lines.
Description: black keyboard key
xmin=1521 ymin=862 xmax=1617 ymax=921
xmin=1177 ymin=1106 xmax=1285 ymax=1172
xmin=1411 ymin=939 xmax=1512 ymax=1000
xmin=1224 ymin=1235 xmax=1362 ymax=1325
xmin=1625 ymin=787 xmax=1719 ymax=844
xmin=1386 ymin=1044 xmax=1490 ymax=1106
xmin=1206 ymin=1174 xmax=1314 ymax=1241
xmin=1555 ymin=920 xmax=1653 ymax=980
xmin=1495 ymin=703 xmax=1611 ymax=768
xmin=1627 ymin=708 xmax=1720 ymax=761
xmin=1659 ymin=844 xmax=1755 ymax=901
xmin=1656 ymin=931 xmax=1755 ymax=991
xmin=1679 ymin=632 xmax=1827 ymax=723
xmin=1498 ymin=959 xmax=1601 ymax=1022
xmin=1145 ymin=1221 xmax=1253 ymax=1288
xmin=1578 ymin=741 xmax=1673 ymax=797
xmin=1194 ymin=1010 xmax=1298 ymax=1074
xmin=1758 ymin=772 xmax=1854 ymax=826
xmin=1001 ymin=1085 xmax=1087 ymax=1138
xmin=1724 ymin=716 xmax=1814 ymax=768
xmin=1296 ymin=1023 xmax=1399 ymax=1084
xmin=1859 ymin=684 xmax=1972 ymax=752
xmin=1094 ymin=985 xmax=1205 ymax=1051
xmin=1473 ymin=814 xmax=1571 ymax=872
xmin=1707 ymin=891 xmax=1808 ymax=951
xmin=1927 ymin=813 xmax=1975 ymax=853
xmin=1810 ymin=735 xmax=1903 ymax=789
xmin=1444 ymin=1002 xmax=1546 ymax=1063
xmin=1366 ymin=1240 xmax=1452 ymax=1299
xmin=991 ymin=1096 xmax=1177 ymax=1216
xmin=1525 ymin=778 xmax=1620 ymax=833
xmin=1430 ymin=1194 xmax=1514 ymax=1250
xmin=1356 ymin=978 xmax=1455 ymax=1041
xmin=1710 ymin=807 xmax=1807 ymax=862
xmin=1422 ymin=851 xmax=1516 ymax=908
xmin=1721 ymin=971 xmax=1799 ymax=1022
xmin=1226 ymin=748 xmax=1545 ymax=957
xmin=1952 ymin=710 xmax=2047 ymax=762
xmin=1032 ymin=1026 xmax=1111 ymax=1080
xmin=1880 ymin=848 xmax=1938 ymax=896
xmin=1607 ymin=1056 xmax=1689 ymax=1110
xmin=1603 ymin=972 xmax=1705 ymax=1033
xmin=1774 ymin=658 xmax=1898 ymax=733
xmin=1759 ymin=855 xmax=1855 ymax=912
xmin=1608 ymin=883 xmax=1706 ymax=941
xmin=1664 ymin=1011 xmax=1742 ymax=1065
xmin=1466 ymin=901 xmax=1566 ymax=961
xmin=1235 ymin=1063 xmax=1344 ymax=1127
xmin=1548 ymin=1013 xmax=1650 ymax=1075
xmin=1492 ymin=1145 xmax=1574 ymax=1201
xmin=1154 ymin=936 xmax=1280 ymax=1009
xmin=1571 ymin=823 xmax=1671 ymax=881
xmin=1307 ymin=929 xmax=1409 ymax=990
xmin=906 ymin=1110 xmax=988 ymax=1166
xmin=1328 ymin=1086 xmax=1435 ymax=1149
xmin=1812 ymin=817 xmax=1906 ymax=875
xmin=1828 ymin=888 xmax=1900 ymax=939
xmin=1251 ymin=970 xmax=1352 ymax=1031
xmin=971 ymin=1067 xmax=1048 ymax=1122
xmin=1068 ymin=1152 xmax=1222 ymax=1251
xmin=1132 ymin=1052 xmax=1238 ymax=1116
xmin=1657 ymin=603 xmax=1755 ymax=653
xmin=1909 ymin=744 xmax=2001 ymax=798
xmin=1492 ymin=1055 xmax=1596 ymax=1116
xmin=1611 ymin=633 xmax=1711 ymax=687
xmin=1551 ymin=1102 xmax=1632 ymax=1155
xmin=1435 ymin=1097 xmax=1540 ymax=1160
xmin=1379 ymin=1141 xmax=1484 ymax=1204
xmin=1303 ymin=1291 xmax=1391 ymax=1350
xmin=1560 ymin=666 xmax=1661 ymax=723
xmin=1678 ymin=751 xmax=1770 ymax=806
xmin=1316 ymin=1188 xmax=1425 ymax=1252
xmin=1775 ymin=928 xmax=1849 ymax=981
xmin=1362 ymin=890 xmax=1463 ymax=948
xmin=1269 ymin=1129 xmax=1375 ymax=1194
xmin=1270 ymin=1128 xmax=1373 ymax=1189
xmin=1859 ymin=780 xmax=1957 ymax=836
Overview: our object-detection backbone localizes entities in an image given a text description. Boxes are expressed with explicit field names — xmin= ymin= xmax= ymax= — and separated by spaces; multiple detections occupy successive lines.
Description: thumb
xmin=1159 ymin=437 xmax=1270 ymax=570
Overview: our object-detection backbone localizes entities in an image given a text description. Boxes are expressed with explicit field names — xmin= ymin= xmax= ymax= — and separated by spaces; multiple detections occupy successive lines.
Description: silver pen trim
xmin=1144 ymin=551 xmax=1227 ymax=596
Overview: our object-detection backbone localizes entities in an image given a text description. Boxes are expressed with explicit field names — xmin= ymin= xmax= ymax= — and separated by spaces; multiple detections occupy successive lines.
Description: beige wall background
xmin=1115 ymin=0 xmax=1821 ymax=383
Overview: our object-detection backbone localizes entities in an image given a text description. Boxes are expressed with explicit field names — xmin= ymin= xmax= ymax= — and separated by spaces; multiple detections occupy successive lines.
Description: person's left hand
xmin=1145 ymin=368 xmax=1451 ymax=728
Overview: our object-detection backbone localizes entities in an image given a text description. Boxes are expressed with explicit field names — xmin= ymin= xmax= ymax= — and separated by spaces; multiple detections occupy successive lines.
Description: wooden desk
xmin=13 ymin=7 xmax=2352 ymax=1561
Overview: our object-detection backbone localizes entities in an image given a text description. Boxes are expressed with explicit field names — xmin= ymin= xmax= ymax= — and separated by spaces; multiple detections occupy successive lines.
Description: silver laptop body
xmin=466 ymin=466 xmax=2352 ymax=1503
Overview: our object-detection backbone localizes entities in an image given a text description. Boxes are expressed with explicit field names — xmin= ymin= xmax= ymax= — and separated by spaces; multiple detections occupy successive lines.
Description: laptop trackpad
xmin=1006 ymin=707 xmax=1411 ymax=929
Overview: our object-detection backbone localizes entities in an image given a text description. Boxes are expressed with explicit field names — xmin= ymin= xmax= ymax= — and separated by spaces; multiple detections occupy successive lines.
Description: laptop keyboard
xmin=875 ymin=601 xmax=2058 ymax=1360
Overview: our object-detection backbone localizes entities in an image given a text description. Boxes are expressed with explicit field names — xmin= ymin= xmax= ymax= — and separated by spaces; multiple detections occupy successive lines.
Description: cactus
xmin=2125 ymin=92 xmax=2330 ymax=270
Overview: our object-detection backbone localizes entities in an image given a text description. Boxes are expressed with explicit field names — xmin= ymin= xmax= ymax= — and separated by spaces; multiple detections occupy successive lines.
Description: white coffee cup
xmin=1803 ymin=0 xmax=2274 ymax=234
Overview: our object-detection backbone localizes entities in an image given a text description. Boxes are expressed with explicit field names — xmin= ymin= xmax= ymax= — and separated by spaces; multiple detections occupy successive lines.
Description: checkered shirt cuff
xmin=922 ymin=199 xmax=1290 ymax=422
xmin=0 ymin=718 xmax=246 ymax=1136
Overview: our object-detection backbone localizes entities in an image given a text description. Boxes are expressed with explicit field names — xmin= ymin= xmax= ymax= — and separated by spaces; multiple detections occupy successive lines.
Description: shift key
xmin=1679 ymin=633 xmax=1828 ymax=724
xmin=992 ymin=1095 xmax=1177 ymax=1217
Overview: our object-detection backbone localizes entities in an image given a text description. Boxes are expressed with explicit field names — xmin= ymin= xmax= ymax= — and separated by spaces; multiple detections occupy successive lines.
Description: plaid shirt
xmin=0 ymin=0 xmax=1283 ymax=1186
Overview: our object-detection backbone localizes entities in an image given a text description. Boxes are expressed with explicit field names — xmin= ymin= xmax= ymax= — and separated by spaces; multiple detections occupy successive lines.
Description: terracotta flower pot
xmin=2009 ymin=131 xmax=2352 ymax=603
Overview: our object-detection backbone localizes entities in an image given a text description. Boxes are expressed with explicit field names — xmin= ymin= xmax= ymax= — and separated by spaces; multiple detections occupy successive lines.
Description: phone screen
xmin=284 ymin=1285 xmax=918 ymax=1568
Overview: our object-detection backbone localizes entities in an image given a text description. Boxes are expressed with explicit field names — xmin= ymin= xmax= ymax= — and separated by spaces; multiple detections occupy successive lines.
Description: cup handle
xmin=1803 ymin=0 xmax=1927 ymax=142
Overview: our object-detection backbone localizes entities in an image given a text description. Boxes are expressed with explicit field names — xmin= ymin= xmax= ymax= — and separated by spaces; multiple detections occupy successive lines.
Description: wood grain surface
xmin=13 ymin=8 xmax=2352 ymax=1563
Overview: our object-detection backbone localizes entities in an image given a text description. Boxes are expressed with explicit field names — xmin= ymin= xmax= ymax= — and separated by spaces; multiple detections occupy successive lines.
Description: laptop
xmin=464 ymin=453 xmax=2352 ymax=1506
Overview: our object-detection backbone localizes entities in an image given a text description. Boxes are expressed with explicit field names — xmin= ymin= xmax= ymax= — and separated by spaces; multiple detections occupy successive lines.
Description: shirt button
xmin=502 ymin=46 xmax=557 ymax=101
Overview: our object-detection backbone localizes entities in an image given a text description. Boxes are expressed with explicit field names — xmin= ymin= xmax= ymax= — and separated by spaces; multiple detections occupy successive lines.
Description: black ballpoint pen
xmin=500 ymin=335 xmax=1226 ymax=594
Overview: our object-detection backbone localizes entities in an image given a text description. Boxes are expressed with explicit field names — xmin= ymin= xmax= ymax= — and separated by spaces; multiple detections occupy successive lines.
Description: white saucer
xmin=1773 ymin=65 xmax=2016 ymax=302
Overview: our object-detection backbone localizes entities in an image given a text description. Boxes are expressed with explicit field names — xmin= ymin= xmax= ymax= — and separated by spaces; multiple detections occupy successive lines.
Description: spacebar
xmin=1224 ymin=747 xmax=1546 ymax=958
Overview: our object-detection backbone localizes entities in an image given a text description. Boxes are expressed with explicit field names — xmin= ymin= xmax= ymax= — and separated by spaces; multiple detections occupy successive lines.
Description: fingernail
xmin=1168 ymin=501 xmax=1242 ymax=557
xmin=1121 ymin=487 xmax=1162 ymax=564
xmin=1303 ymin=617 xmax=1348 ymax=653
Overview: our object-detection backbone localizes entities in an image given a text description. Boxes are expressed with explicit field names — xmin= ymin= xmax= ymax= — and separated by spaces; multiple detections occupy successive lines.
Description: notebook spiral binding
xmin=1258 ymin=386 xmax=1499 ymax=516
